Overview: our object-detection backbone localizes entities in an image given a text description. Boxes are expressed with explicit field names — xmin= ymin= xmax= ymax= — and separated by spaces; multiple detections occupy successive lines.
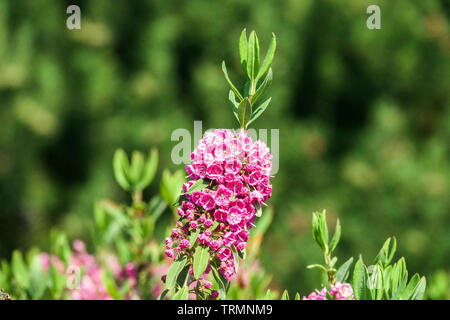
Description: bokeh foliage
xmin=0 ymin=0 xmax=448 ymax=297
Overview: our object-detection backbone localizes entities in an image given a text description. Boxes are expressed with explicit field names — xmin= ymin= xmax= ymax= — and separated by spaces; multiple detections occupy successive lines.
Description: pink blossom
xmin=330 ymin=282 xmax=355 ymax=300
xmin=214 ymin=209 xmax=228 ymax=222
xmin=180 ymin=239 xmax=190 ymax=249
xmin=189 ymin=221 xmax=198 ymax=229
xmin=217 ymin=247 xmax=232 ymax=261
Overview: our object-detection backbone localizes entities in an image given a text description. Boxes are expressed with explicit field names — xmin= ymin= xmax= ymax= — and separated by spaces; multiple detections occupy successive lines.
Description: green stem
xmin=132 ymin=189 xmax=142 ymax=204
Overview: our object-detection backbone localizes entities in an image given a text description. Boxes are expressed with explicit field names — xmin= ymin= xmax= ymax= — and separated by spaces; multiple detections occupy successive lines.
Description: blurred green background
xmin=0 ymin=0 xmax=449 ymax=297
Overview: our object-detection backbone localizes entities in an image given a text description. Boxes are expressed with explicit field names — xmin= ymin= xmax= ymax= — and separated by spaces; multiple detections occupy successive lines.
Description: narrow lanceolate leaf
xmin=336 ymin=257 xmax=353 ymax=282
xmin=228 ymin=90 xmax=240 ymax=121
xmin=410 ymin=277 xmax=426 ymax=300
xmin=352 ymin=255 xmax=364 ymax=300
xmin=113 ymin=149 xmax=131 ymax=191
xmin=189 ymin=228 xmax=201 ymax=249
xmin=165 ymin=256 xmax=187 ymax=290
xmin=172 ymin=285 xmax=189 ymax=300
xmin=130 ymin=151 xmax=145 ymax=184
xmin=12 ymin=250 xmax=29 ymax=289
xmin=247 ymin=96 xmax=270 ymax=125
xmin=329 ymin=218 xmax=341 ymax=253
xmin=251 ymin=68 xmax=272 ymax=104
xmin=237 ymin=98 xmax=252 ymax=129
xmin=135 ymin=148 xmax=158 ymax=190
xmin=306 ymin=264 xmax=327 ymax=273
xmin=256 ymin=32 xmax=276 ymax=81
xmin=232 ymin=246 xmax=239 ymax=273
xmin=294 ymin=292 xmax=301 ymax=300
xmin=281 ymin=290 xmax=289 ymax=300
xmin=247 ymin=31 xmax=260 ymax=80
xmin=157 ymin=289 xmax=169 ymax=300
xmin=318 ymin=211 xmax=329 ymax=250
xmin=239 ymin=28 xmax=248 ymax=76
xmin=387 ymin=237 xmax=397 ymax=265
xmin=222 ymin=61 xmax=243 ymax=101
xmin=399 ymin=273 xmax=420 ymax=300
xmin=186 ymin=178 xmax=209 ymax=194
xmin=211 ymin=264 xmax=226 ymax=299
xmin=193 ymin=246 xmax=210 ymax=279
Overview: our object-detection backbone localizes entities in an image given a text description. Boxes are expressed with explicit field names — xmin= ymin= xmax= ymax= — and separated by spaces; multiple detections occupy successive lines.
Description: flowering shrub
xmin=164 ymin=129 xmax=272 ymax=298
xmin=0 ymin=29 xmax=427 ymax=301
xmin=279 ymin=211 xmax=426 ymax=300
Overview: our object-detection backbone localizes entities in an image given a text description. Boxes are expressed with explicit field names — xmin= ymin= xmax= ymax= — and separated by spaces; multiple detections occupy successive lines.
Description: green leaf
xmin=251 ymin=68 xmax=272 ymax=104
xmin=135 ymin=148 xmax=158 ymax=190
xmin=410 ymin=277 xmax=426 ymax=300
xmin=176 ymin=265 xmax=190 ymax=288
xmin=329 ymin=218 xmax=341 ymax=253
xmin=247 ymin=31 xmax=260 ymax=81
xmin=211 ymin=264 xmax=227 ymax=300
xmin=237 ymin=98 xmax=252 ymax=129
xmin=228 ymin=90 xmax=240 ymax=121
xmin=115 ymin=238 xmax=132 ymax=265
xmin=336 ymin=257 xmax=354 ymax=282
xmin=102 ymin=270 xmax=122 ymax=300
xmin=193 ymin=246 xmax=210 ymax=279
xmin=222 ymin=61 xmax=243 ymax=101
xmin=50 ymin=230 xmax=71 ymax=265
xmin=306 ymin=264 xmax=327 ymax=273
xmin=129 ymin=151 xmax=145 ymax=184
xmin=157 ymin=289 xmax=169 ymax=300
xmin=101 ymin=200 xmax=129 ymax=226
xmin=362 ymin=266 xmax=374 ymax=300
xmin=239 ymin=28 xmax=248 ymax=76
xmin=28 ymin=253 xmax=46 ymax=299
xmin=312 ymin=210 xmax=328 ymax=251
xmin=264 ymin=289 xmax=272 ymax=300
xmin=189 ymin=228 xmax=201 ymax=249
xmin=281 ymin=290 xmax=289 ymax=300
xmin=367 ymin=264 xmax=383 ymax=299
xmin=173 ymin=285 xmax=189 ymax=300
xmin=374 ymin=237 xmax=397 ymax=267
xmin=387 ymin=237 xmax=397 ymax=265
xmin=232 ymin=246 xmax=239 ymax=273
xmin=49 ymin=263 xmax=65 ymax=298
xmin=149 ymin=196 xmax=167 ymax=221
xmin=93 ymin=201 xmax=107 ymax=232
xmin=166 ymin=256 xmax=187 ymax=290
xmin=113 ymin=149 xmax=132 ymax=191
xmin=399 ymin=273 xmax=420 ymax=300
xmin=256 ymin=32 xmax=276 ymax=81
xmin=186 ymin=178 xmax=209 ymax=195
xmin=383 ymin=266 xmax=393 ymax=297
xmin=160 ymin=169 xmax=185 ymax=206
xmin=294 ymin=292 xmax=301 ymax=300
xmin=247 ymin=97 xmax=272 ymax=126
xmin=352 ymin=255 xmax=364 ymax=300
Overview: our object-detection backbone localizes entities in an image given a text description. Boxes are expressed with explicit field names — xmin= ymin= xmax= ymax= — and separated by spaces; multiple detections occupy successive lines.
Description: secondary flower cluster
xmin=165 ymin=129 xmax=272 ymax=285
xmin=40 ymin=240 xmax=138 ymax=300
xmin=302 ymin=282 xmax=355 ymax=300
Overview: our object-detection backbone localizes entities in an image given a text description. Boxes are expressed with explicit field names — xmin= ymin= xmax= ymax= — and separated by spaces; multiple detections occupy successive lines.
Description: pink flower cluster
xmin=165 ymin=129 xmax=272 ymax=287
xmin=330 ymin=282 xmax=355 ymax=300
xmin=40 ymin=240 xmax=138 ymax=300
xmin=302 ymin=282 xmax=355 ymax=300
